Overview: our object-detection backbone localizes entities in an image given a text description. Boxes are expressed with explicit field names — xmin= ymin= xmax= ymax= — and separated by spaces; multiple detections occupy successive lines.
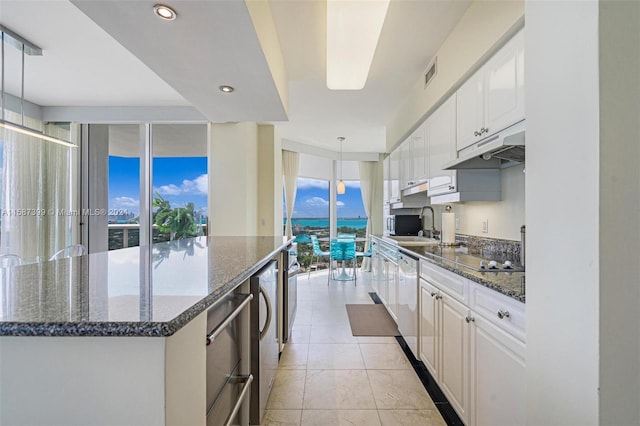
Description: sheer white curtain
xmin=0 ymin=111 xmax=77 ymax=262
xmin=282 ymin=150 xmax=299 ymax=238
xmin=359 ymin=161 xmax=378 ymax=270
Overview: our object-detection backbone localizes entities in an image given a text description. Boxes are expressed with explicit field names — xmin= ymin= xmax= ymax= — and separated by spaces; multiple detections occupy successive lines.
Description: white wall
xmin=257 ymin=124 xmax=283 ymax=236
xmin=598 ymin=1 xmax=640 ymax=424
xmin=448 ymin=164 xmax=525 ymax=241
xmin=209 ymin=122 xmax=258 ymax=236
xmin=386 ymin=0 xmax=524 ymax=150
xmin=525 ymin=2 xmax=600 ymax=423
xmin=0 ymin=336 xmax=166 ymax=425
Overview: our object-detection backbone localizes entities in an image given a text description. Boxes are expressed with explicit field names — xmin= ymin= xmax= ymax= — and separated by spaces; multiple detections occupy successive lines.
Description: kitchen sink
xmin=386 ymin=236 xmax=440 ymax=247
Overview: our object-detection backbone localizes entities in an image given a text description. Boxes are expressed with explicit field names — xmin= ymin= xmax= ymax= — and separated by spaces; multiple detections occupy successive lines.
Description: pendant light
xmin=0 ymin=27 xmax=76 ymax=148
xmin=337 ymin=136 xmax=346 ymax=194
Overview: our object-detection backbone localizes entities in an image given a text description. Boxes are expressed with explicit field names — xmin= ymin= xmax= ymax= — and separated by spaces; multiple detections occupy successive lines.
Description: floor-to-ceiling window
xmin=336 ymin=180 xmax=367 ymax=245
xmin=96 ymin=123 xmax=208 ymax=251
xmin=285 ymin=177 xmax=330 ymax=271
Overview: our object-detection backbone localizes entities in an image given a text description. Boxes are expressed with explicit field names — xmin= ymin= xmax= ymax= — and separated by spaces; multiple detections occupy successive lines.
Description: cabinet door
xmin=485 ymin=29 xmax=525 ymax=136
xmin=389 ymin=149 xmax=400 ymax=202
xmin=378 ymin=258 xmax=388 ymax=305
xmin=470 ymin=314 xmax=526 ymax=426
xmin=387 ymin=260 xmax=399 ymax=322
xmin=456 ymin=69 xmax=485 ymax=151
xmin=440 ymin=293 xmax=470 ymax=424
xmin=371 ymin=252 xmax=380 ymax=293
xmin=412 ymin=124 xmax=427 ymax=183
xmin=427 ymin=95 xmax=457 ymax=190
xmin=400 ymin=140 xmax=413 ymax=189
xmin=419 ymin=279 xmax=439 ymax=379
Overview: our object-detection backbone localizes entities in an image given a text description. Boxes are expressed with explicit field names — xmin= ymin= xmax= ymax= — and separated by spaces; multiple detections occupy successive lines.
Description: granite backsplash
xmin=455 ymin=234 xmax=523 ymax=266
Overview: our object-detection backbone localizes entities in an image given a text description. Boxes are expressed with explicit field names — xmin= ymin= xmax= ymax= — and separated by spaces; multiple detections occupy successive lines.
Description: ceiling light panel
xmin=326 ymin=0 xmax=390 ymax=90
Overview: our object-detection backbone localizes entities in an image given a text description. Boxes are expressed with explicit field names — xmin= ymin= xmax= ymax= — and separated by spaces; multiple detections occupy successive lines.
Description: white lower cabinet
xmin=440 ymin=292 xmax=471 ymax=423
xmin=469 ymin=313 xmax=526 ymax=426
xmin=419 ymin=281 xmax=439 ymax=378
xmin=419 ymin=270 xmax=525 ymax=426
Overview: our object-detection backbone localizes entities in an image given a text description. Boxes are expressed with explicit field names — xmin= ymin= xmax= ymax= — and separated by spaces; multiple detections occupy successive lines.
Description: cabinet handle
xmin=497 ymin=309 xmax=510 ymax=319
xmin=474 ymin=130 xmax=480 ymax=137
xmin=206 ymin=293 xmax=253 ymax=345
xmin=435 ymin=294 xmax=443 ymax=300
xmin=465 ymin=315 xmax=475 ymax=323
xmin=448 ymin=185 xmax=455 ymax=190
xmin=222 ymin=374 xmax=253 ymax=426
xmin=430 ymin=291 xmax=437 ymax=298
xmin=481 ymin=127 xmax=489 ymax=134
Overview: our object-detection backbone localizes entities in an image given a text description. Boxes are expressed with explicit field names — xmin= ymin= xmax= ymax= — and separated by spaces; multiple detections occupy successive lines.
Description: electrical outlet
xmin=455 ymin=217 xmax=460 ymax=230
xmin=482 ymin=220 xmax=489 ymax=233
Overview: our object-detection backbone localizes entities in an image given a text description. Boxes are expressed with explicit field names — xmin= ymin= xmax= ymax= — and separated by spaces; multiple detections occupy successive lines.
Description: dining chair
xmin=328 ymin=238 xmax=356 ymax=285
xmin=309 ymin=235 xmax=330 ymax=279
xmin=356 ymin=246 xmax=372 ymax=269
xmin=0 ymin=254 xmax=23 ymax=268
xmin=49 ymin=244 xmax=86 ymax=261
xmin=337 ymin=233 xmax=356 ymax=240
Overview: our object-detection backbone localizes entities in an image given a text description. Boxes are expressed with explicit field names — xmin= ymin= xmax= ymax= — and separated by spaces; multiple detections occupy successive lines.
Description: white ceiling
xmin=0 ymin=0 xmax=471 ymax=154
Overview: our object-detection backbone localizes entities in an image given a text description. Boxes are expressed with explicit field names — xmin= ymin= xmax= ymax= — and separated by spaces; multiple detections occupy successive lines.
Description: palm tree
xmin=152 ymin=192 xmax=199 ymax=241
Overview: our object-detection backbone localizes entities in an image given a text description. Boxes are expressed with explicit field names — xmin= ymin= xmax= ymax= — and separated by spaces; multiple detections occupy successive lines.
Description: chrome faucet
xmin=420 ymin=206 xmax=437 ymax=238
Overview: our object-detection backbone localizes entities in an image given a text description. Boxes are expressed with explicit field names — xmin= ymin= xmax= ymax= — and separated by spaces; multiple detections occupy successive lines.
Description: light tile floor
xmin=262 ymin=270 xmax=447 ymax=426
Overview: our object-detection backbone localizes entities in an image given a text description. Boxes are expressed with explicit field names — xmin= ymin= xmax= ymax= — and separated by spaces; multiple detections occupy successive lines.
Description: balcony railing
xmin=108 ymin=223 xmax=207 ymax=250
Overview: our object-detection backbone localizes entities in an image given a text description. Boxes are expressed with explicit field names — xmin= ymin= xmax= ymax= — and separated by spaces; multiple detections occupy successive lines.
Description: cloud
xmin=305 ymin=196 xmax=329 ymax=207
xmin=344 ymin=181 xmax=361 ymax=189
xmin=112 ymin=196 xmax=139 ymax=208
xmin=297 ymin=178 xmax=328 ymax=189
xmin=156 ymin=184 xmax=181 ymax=196
xmin=156 ymin=174 xmax=208 ymax=196
xmin=182 ymin=174 xmax=208 ymax=195
xmin=337 ymin=201 xmax=345 ymax=208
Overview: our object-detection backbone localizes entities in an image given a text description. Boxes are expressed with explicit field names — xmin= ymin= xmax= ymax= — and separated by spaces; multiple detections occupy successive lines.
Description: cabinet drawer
xmin=419 ymin=259 xmax=468 ymax=304
xmin=470 ymin=283 xmax=526 ymax=342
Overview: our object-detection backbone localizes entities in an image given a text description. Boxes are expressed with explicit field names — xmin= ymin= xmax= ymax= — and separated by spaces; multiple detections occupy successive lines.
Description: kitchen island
xmin=0 ymin=236 xmax=290 ymax=425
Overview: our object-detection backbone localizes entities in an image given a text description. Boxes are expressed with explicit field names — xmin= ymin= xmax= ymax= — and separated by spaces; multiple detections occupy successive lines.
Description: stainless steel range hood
xmin=444 ymin=120 xmax=525 ymax=170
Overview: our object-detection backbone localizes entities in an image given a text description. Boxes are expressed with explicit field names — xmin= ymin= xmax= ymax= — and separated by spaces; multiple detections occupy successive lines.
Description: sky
xmin=109 ymin=156 xmax=208 ymax=216
xmin=289 ymin=177 xmax=365 ymax=218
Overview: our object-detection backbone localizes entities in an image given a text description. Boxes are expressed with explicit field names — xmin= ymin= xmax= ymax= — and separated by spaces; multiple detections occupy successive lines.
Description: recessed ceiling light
xmin=153 ymin=4 xmax=177 ymax=21
xmin=219 ymin=85 xmax=234 ymax=93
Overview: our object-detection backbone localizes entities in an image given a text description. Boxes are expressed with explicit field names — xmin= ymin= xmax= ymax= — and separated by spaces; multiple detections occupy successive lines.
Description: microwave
xmin=385 ymin=215 xmax=422 ymax=236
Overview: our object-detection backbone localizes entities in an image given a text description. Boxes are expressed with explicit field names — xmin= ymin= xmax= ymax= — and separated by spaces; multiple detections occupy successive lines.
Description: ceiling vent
xmin=424 ymin=58 xmax=437 ymax=88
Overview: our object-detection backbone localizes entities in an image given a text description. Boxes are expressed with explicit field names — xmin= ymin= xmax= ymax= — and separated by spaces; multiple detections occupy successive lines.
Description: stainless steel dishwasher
xmin=249 ymin=260 xmax=279 ymax=425
xmin=205 ymin=291 xmax=254 ymax=426
xmin=398 ymin=250 xmax=418 ymax=358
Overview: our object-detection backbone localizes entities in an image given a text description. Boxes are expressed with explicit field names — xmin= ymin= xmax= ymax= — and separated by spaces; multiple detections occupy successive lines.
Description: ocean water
xmin=286 ymin=218 xmax=367 ymax=230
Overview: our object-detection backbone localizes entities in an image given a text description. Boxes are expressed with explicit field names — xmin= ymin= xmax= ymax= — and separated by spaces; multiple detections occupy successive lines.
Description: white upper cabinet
xmin=457 ymin=28 xmax=525 ymax=152
xmin=400 ymin=139 xmax=413 ymax=189
xmin=456 ymin=70 xmax=485 ymax=151
xmin=389 ymin=149 xmax=401 ymax=202
xmin=427 ymin=94 xmax=457 ymax=195
xmin=485 ymin=29 xmax=525 ymax=136
xmin=383 ymin=155 xmax=390 ymax=204
xmin=412 ymin=123 xmax=428 ymax=184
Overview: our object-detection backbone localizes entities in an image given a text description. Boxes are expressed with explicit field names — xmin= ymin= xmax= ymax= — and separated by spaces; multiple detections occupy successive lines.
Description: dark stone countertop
xmin=372 ymin=236 xmax=525 ymax=303
xmin=0 ymin=236 xmax=291 ymax=337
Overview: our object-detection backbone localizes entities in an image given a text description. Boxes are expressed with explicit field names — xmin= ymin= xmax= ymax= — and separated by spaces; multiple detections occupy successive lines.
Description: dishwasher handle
xmin=206 ymin=293 xmax=253 ymax=346
xmin=259 ymin=285 xmax=272 ymax=341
